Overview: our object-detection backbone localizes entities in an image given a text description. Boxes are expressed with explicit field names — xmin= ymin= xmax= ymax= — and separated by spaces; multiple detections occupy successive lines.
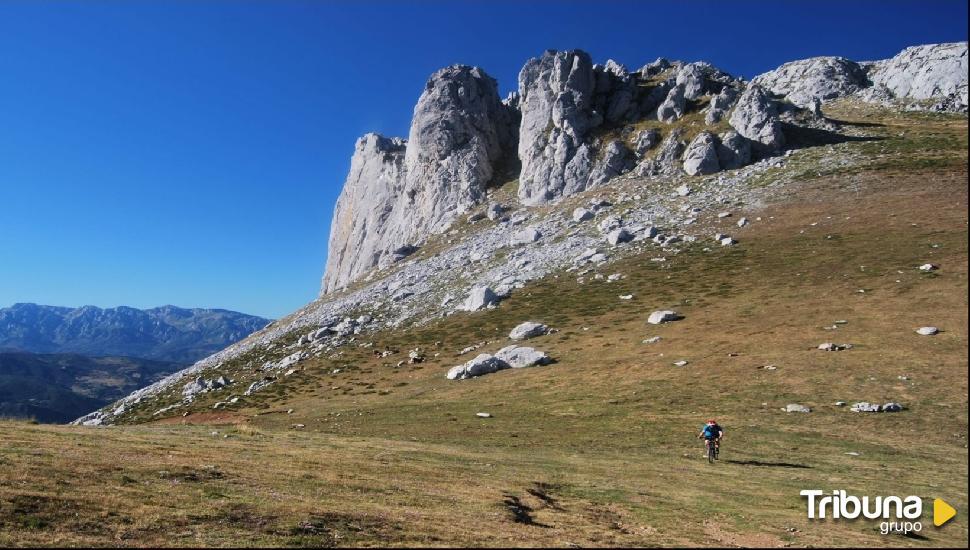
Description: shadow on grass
xmin=781 ymin=122 xmax=887 ymax=150
xmin=724 ymin=459 xmax=812 ymax=469
xmin=824 ymin=117 xmax=887 ymax=128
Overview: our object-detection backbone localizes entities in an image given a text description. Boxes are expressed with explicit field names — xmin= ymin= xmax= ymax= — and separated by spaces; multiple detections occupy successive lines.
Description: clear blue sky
xmin=0 ymin=1 xmax=966 ymax=318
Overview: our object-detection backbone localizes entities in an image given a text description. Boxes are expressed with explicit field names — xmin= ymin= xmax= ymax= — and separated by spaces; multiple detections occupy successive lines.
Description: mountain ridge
xmin=320 ymin=42 xmax=968 ymax=295
xmin=0 ymin=302 xmax=271 ymax=364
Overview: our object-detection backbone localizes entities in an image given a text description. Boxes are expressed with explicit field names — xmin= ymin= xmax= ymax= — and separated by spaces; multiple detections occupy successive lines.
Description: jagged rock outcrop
xmin=516 ymin=50 xmax=599 ymax=205
xmin=322 ymin=65 xmax=517 ymax=294
xmin=706 ymin=86 xmax=739 ymax=124
xmin=401 ymin=65 xmax=518 ymax=234
xmin=728 ymin=84 xmax=785 ymax=154
xmin=657 ymin=84 xmax=686 ymax=122
xmin=682 ymin=132 xmax=720 ymax=176
xmin=752 ymin=56 xmax=869 ymax=108
xmin=638 ymin=128 xmax=686 ymax=176
xmin=716 ymin=131 xmax=752 ymax=170
xmin=323 ymin=42 xmax=966 ymax=296
xmin=865 ymin=42 xmax=968 ymax=111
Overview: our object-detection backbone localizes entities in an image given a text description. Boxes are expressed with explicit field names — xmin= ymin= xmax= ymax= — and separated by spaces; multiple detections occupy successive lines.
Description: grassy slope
xmin=0 ymin=105 xmax=967 ymax=547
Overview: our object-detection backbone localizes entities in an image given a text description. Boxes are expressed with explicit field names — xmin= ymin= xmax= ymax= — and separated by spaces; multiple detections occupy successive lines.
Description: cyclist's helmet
xmin=707 ymin=418 xmax=717 ymax=425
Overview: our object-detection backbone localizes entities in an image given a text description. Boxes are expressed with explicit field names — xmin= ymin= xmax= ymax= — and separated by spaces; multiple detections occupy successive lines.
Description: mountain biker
xmin=697 ymin=418 xmax=724 ymax=458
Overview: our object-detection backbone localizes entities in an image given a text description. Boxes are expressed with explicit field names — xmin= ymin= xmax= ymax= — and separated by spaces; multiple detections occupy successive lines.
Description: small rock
xmin=643 ymin=336 xmax=662 ymax=344
xmin=572 ymin=207 xmax=594 ymax=222
xmin=784 ymin=404 xmax=812 ymax=413
xmin=673 ymin=360 xmax=689 ymax=367
xmin=916 ymin=326 xmax=939 ymax=336
xmin=606 ymin=228 xmax=633 ymax=246
xmin=918 ymin=263 xmax=938 ymax=272
xmin=818 ymin=342 xmax=852 ymax=351
xmin=476 ymin=412 xmax=493 ymax=418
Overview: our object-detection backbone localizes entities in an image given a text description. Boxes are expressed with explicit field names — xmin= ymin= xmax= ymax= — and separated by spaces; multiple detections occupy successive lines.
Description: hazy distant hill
xmin=0 ymin=351 xmax=183 ymax=423
xmin=0 ymin=303 xmax=270 ymax=364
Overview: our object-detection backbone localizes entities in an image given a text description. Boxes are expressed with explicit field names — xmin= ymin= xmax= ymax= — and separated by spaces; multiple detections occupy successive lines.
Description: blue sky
xmin=0 ymin=1 xmax=966 ymax=319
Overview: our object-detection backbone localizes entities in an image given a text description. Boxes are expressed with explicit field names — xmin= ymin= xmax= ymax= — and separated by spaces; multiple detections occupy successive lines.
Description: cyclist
xmin=697 ymin=418 xmax=724 ymax=458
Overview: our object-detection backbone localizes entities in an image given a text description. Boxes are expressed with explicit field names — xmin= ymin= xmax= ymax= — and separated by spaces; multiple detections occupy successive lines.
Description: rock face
xmin=322 ymin=65 xmax=517 ymax=294
xmin=729 ymin=84 xmax=785 ymax=154
xmin=322 ymin=134 xmax=408 ymax=295
xmin=866 ymin=42 xmax=968 ymax=111
xmin=516 ymin=50 xmax=599 ymax=205
xmin=753 ymin=56 xmax=869 ymax=108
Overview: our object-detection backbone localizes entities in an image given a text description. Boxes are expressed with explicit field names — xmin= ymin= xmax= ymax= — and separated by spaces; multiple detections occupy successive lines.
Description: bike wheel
xmin=708 ymin=441 xmax=715 ymax=463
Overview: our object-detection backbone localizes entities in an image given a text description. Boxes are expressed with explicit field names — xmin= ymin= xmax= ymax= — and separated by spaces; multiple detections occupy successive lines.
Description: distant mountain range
xmin=0 ymin=351 xmax=183 ymax=423
xmin=0 ymin=303 xmax=271 ymax=364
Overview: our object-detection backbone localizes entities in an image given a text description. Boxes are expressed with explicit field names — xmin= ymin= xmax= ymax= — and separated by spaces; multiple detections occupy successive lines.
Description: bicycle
xmin=706 ymin=438 xmax=720 ymax=463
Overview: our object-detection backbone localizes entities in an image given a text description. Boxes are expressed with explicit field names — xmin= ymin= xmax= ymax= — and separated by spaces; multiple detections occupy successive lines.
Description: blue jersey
xmin=702 ymin=424 xmax=722 ymax=440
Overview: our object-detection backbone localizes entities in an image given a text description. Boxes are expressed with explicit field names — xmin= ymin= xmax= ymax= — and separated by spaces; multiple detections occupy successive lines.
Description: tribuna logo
xmin=801 ymin=490 xmax=924 ymax=535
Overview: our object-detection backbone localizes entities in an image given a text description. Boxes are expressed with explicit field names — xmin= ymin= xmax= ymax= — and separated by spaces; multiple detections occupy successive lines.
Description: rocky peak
xmin=752 ymin=56 xmax=869 ymax=108
xmin=865 ymin=42 xmax=968 ymax=111
xmin=321 ymin=65 xmax=516 ymax=295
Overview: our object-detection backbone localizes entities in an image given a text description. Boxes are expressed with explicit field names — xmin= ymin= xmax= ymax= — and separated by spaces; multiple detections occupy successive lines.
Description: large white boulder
xmin=494 ymin=345 xmax=551 ymax=369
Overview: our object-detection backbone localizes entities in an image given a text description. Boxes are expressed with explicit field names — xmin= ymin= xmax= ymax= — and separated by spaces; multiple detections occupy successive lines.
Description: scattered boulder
xmin=918 ymin=263 xmax=938 ymax=272
xmin=446 ymin=353 xmax=510 ymax=380
xmin=487 ymin=202 xmax=507 ymax=221
xmin=818 ymin=342 xmax=852 ymax=351
xmin=463 ymin=286 xmax=500 ymax=311
xmin=510 ymin=226 xmax=542 ymax=245
xmin=916 ymin=326 xmax=939 ymax=336
xmin=494 ymin=345 xmax=551 ymax=369
xmin=648 ymin=310 xmax=682 ymax=324
xmin=851 ymin=402 xmax=905 ymax=413
xmin=606 ymin=228 xmax=634 ymax=246
xmin=784 ymin=404 xmax=812 ymax=413
xmin=572 ymin=207 xmax=594 ymax=222
xmin=509 ymin=321 xmax=549 ymax=340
